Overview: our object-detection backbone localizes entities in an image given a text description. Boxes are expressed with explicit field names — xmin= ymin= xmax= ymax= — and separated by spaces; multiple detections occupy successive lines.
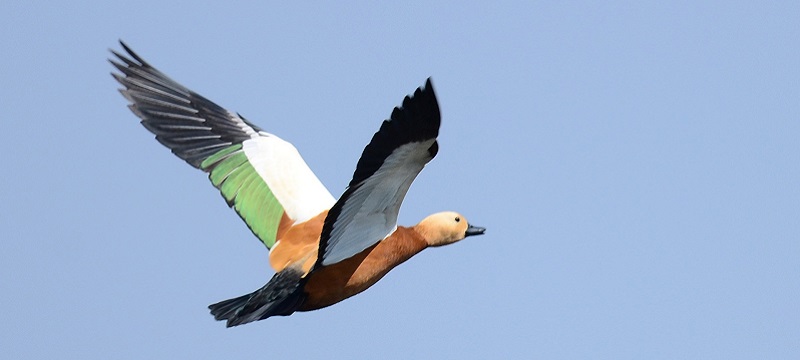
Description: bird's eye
xmin=454 ymin=217 xmax=461 ymax=222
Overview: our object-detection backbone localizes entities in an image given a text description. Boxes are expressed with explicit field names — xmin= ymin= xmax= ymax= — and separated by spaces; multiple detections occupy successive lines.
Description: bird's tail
xmin=208 ymin=267 xmax=306 ymax=327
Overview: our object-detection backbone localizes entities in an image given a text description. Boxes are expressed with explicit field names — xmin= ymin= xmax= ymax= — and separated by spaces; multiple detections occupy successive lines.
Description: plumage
xmin=318 ymin=83 xmax=440 ymax=266
xmin=110 ymin=42 xmax=334 ymax=250
xmin=111 ymin=41 xmax=485 ymax=327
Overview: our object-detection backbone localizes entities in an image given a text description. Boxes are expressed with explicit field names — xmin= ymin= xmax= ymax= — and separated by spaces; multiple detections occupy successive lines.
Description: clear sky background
xmin=1 ymin=1 xmax=798 ymax=359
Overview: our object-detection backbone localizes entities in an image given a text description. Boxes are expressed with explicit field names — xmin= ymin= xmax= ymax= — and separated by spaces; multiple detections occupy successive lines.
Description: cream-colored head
xmin=415 ymin=211 xmax=486 ymax=247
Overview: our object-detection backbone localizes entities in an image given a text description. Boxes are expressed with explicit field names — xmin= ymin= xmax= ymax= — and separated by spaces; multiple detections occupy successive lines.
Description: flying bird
xmin=110 ymin=42 xmax=485 ymax=327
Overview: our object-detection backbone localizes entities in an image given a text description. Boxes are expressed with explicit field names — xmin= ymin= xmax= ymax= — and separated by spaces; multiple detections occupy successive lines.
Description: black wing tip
xmin=423 ymin=77 xmax=433 ymax=90
xmin=394 ymin=77 xmax=441 ymax=139
xmin=109 ymin=40 xmax=153 ymax=75
xmin=115 ymin=40 xmax=147 ymax=66
xmin=411 ymin=77 xmax=437 ymax=106
xmin=347 ymin=79 xmax=443 ymax=185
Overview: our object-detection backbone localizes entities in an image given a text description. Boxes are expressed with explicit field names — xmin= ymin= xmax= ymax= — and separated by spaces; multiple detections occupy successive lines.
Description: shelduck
xmin=110 ymin=42 xmax=485 ymax=327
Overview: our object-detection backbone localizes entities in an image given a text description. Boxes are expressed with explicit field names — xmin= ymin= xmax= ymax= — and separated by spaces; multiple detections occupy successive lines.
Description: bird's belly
xmin=298 ymin=246 xmax=391 ymax=311
xmin=298 ymin=227 xmax=427 ymax=311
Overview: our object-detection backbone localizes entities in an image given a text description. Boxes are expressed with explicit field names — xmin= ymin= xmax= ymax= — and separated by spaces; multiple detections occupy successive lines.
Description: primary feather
xmin=110 ymin=41 xmax=335 ymax=249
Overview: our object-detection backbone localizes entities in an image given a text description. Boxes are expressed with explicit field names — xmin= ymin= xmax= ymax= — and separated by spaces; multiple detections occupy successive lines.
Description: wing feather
xmin=111 ymin=41 xmax=334 ymax=249
xmin=318 ymin=79 xmax=440 ymax=266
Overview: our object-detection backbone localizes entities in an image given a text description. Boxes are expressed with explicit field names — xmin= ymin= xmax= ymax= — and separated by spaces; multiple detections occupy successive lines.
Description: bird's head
xmin=416 ymin=211 xmax=485 ymax=247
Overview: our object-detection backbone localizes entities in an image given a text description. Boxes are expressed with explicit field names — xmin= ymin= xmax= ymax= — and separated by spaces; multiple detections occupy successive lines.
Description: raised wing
xmin=110 ymin=41 xmax=335 ymax=249
xmin=317 ymin=79 xmax=440 ymax=266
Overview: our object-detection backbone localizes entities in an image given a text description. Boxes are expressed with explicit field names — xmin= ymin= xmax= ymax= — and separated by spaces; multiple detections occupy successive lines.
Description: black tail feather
xmin=208 ymin=267 xmax=306 ymax=327
xmin=209 ymin=293 xmax=251 ymax=321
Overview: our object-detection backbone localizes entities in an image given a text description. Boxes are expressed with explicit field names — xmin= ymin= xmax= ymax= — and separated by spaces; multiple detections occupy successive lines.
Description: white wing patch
xmin=228 ymin=110 xmax=259 ymax=138
xmin=321 ymin=139 xmax=435 ymax=265
xmin=243 ymin=134 xmax=336 ymax=223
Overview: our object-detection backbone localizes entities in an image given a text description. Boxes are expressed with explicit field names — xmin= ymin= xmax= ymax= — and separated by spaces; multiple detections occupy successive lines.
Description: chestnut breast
xmin=300 ymin=227 xmax=428 ymax=311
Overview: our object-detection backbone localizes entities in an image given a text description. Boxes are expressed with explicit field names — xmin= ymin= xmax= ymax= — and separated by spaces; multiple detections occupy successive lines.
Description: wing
xmin=110 ymin=41 xmax=335 ymax=249
xmin=317 ymin=79 xmax=440 ymax=266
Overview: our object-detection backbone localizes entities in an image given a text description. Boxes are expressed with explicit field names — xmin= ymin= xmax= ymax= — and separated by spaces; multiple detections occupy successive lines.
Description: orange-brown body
xmin=209 ymin=211 xmax=481 ymax=326
xmin=269 ymin=211 xmax=429 ymax=311
xmin=269 ymin=211 xmax=329 ymax=273
xmin=301 ymin=227 xmax=428 ymax=310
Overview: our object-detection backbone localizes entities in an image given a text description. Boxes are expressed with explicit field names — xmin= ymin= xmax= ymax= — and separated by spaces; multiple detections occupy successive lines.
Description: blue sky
xmin=1 ymin=1 xmax=798 ymax=359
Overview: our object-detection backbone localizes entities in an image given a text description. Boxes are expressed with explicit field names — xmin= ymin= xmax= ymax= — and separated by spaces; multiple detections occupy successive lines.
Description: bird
xmin=109 ymin=41 xmax=485 ymax=327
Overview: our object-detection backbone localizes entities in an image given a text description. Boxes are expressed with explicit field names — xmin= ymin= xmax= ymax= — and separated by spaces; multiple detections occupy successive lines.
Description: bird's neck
xmin=341 ymin=226 xmax=429 ymax=288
